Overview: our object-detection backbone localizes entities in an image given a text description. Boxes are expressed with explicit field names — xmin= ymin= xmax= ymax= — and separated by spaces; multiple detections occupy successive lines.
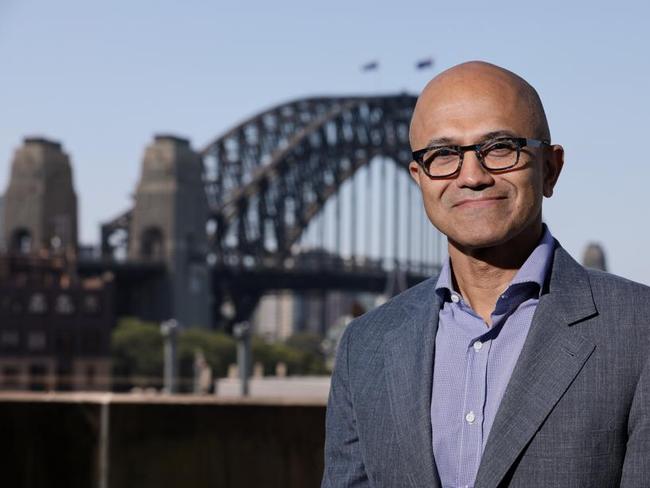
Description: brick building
xmin=0 ymin=254 xmax=114 ymax=390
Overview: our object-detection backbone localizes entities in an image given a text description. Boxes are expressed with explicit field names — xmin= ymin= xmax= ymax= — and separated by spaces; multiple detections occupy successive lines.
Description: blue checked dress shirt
xmin=431 ymin=226 xmax=556 ymax=488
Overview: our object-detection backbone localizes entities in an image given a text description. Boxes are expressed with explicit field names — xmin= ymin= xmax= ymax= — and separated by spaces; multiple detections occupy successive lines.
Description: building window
xmin=189 ymin=264 xmax=204 ymax=294
xmin=27 ymin=331 xmax=46 ymax=351
xmin=0 ymin=330 xmax=19 ymax=348
xmin=83 ymin=294 xmax=101 ymax=315
xmin=141 ymin=227 xmax=164 ymax=260
xmin=11 ymin=228 xmax=32 ymax=254
xmin=28 ymin=293 xmax=48 ymax=314
xmin=55 ymin=294 xmax=75 ymax=315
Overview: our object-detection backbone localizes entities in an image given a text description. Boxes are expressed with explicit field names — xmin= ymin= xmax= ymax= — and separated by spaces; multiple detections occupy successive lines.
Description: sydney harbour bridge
xmin=96 ymin=94 xmax=443 ymax=329
xmin=5 ymin=94 xmax=445 ymax=330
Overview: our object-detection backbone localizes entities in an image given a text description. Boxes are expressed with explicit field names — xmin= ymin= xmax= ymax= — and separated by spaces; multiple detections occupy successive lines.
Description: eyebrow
xmin=424 ymin=130 xmax=518 ymax=148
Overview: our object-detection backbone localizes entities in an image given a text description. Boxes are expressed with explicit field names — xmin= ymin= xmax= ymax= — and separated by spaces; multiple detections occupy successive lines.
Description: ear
xmin=543 ymin=145 xmax=564 ymax=198
xmin=408 ymin=161 xmax=422 ymax=187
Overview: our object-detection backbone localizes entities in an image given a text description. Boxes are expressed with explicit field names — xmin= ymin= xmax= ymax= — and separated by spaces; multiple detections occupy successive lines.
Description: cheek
xmin=509 ymin=174 xmax=544 ymax=218
xmin=418 ymin=183 xmax=447 ymax=221
xmin=419 ymin=191 xmax=460 ymax=239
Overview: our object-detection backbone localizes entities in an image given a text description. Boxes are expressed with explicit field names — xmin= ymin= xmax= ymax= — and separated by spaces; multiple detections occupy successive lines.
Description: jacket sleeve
xmin=620 ymin=351 xmax=650 ymax=486
xmin=321 ymin=326 xmax=370 ymax=487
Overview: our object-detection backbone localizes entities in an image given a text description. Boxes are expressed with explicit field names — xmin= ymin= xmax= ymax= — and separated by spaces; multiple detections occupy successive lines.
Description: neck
xmin=447 ymin=221 xmax=543 ymax=325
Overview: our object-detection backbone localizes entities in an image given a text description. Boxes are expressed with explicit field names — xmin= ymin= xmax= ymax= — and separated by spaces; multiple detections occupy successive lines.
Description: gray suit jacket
xmin=322 ymin=245 xmax=650 ymax=487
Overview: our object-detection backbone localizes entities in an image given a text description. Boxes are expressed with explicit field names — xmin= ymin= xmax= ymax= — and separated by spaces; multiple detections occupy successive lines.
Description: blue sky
xmin=1 ymin=0 xmax=649 ymax=282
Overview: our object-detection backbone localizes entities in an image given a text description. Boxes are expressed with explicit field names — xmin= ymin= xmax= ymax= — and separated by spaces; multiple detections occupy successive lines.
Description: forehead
xmin=411 ymin=75 xmax=537 ymax=147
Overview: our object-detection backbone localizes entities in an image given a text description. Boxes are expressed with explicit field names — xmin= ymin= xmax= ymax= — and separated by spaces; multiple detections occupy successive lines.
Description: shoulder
xmin=553 ymin=243 xmax=650 ymax=313
xmin=585 ymin=268 xmax=650 ymax=308
xmin=340 ymin=275 xmax=438 ymax=354
xmin=586 ymin=267 xmax=650 ymax=295
xmin=585 ymin=267 xmax=650 ymax=320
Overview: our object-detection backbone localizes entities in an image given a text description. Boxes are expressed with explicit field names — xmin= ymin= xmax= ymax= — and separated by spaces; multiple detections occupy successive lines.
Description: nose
xmin=455 ymin=149 xmax=495 ymax=190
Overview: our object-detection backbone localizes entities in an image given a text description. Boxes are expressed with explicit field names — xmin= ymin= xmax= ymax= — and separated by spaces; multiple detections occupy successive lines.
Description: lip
xmin=453 ymin=197 xmax=507 ymax=208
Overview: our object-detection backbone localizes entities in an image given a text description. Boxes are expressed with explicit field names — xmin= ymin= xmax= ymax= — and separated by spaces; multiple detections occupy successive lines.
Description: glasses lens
xmin=422 ymin=147 xmax=460 ymax=176
xmin=482 ymin=139 xmax=519 ymax=169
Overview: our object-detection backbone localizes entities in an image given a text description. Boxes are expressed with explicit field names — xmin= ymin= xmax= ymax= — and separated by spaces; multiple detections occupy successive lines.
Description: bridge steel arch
xmin=201 ymin=94 xmax=418 ymax=268
xmin=200 ymin=94 xmax=424 ymax=327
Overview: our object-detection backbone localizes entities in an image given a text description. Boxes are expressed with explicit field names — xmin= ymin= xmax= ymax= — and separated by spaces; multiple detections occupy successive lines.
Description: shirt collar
xmin=435 ymin=225 xmax=556 ymax=301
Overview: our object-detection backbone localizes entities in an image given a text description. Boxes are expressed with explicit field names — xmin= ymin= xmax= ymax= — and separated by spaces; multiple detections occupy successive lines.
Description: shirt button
xmin=451 ymin=294 xmax=460 ymax=303
xmin=465 ymin=411 xmax=476 ymax=424
xmin=473 ymin=341 xmax=483 ymax=351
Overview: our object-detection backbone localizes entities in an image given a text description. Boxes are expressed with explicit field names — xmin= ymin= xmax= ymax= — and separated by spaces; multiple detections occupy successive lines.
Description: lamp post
xmin=160 ymin=319 xmax=179 ymax=394
xmin=232 ymin=321 xmax=251 ymax=396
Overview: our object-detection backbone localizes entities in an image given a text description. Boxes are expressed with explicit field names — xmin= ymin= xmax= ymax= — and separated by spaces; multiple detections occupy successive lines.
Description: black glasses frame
xmin=412 ymin=137 xmax=550 ymax=179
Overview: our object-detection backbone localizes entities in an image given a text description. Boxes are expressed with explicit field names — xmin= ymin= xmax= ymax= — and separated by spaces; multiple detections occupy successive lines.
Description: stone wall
xmin=0 ymin=393 xmax=326 ymax=488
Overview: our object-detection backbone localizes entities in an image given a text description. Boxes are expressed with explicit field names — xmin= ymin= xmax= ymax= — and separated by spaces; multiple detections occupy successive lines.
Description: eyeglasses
xmin=412 ymin=137 xmax=550 ymax=179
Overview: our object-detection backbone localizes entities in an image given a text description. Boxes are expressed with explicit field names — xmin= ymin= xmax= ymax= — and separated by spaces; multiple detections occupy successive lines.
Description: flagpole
xmin=361 ymin=60 xmax=380 ymax=95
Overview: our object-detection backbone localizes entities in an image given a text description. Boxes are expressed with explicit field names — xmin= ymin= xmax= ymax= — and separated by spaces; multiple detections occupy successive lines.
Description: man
xmin=322 ymin=61 xmax=650 ymax=487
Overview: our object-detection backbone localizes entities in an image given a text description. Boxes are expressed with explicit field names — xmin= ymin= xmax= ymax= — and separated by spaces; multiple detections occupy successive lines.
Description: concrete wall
xmin=0 ymin=393 xmax=326 ymax=488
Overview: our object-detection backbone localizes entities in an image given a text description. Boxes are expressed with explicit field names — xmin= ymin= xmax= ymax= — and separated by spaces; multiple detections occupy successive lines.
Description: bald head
xmin=410 ymin=61 xmax=550 ymax=149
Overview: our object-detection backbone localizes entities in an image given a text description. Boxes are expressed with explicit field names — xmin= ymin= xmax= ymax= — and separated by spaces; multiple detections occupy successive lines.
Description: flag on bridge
xmin=361 ymin=60 xmax=379 ymax=72
xmin=416 ymin=57 xmax=434 ymax=70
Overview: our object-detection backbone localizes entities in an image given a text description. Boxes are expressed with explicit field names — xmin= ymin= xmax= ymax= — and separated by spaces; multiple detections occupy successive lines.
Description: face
xmin=409 ymin=72 xmax=564 ymax=252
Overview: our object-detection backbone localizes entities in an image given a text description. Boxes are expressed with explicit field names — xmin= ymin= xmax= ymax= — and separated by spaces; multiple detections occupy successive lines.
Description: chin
xmin=447 ymin=225 xmax=513 ymax=251
xmin=447 ymin=215 xmax=542 ymax=252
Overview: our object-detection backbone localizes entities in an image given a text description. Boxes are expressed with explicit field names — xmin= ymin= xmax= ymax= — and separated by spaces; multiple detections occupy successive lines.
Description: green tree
xmin=111 ymin=317 xmax=163 ymax=390
xmin=285 ymin=332 xmax=324 ymax=357
xmin=177 ymin=328 xmax=236 ymax=388
xmin=111 ymin=319 xmax=329 ymax=393
xmin=252 ymin=333 xmax=328 ymax=376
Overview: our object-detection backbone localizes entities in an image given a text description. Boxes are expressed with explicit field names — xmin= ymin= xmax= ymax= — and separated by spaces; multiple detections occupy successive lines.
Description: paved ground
xmin=215 ymin=376 xmax=331 ymax=402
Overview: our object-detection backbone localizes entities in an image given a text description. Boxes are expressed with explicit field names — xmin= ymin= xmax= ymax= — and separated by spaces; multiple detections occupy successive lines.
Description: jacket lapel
xmin=475 ymin=247 xmax=598 ymax=487
xmin=383 ymin=280 xmax=442 ymax=488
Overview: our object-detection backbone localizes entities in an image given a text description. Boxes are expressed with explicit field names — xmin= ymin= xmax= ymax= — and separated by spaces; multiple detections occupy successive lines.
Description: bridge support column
xmin=2 ymin=137 xmax=78 ymax=255
xmin=129 ymin=135 xmax=212 ymax=327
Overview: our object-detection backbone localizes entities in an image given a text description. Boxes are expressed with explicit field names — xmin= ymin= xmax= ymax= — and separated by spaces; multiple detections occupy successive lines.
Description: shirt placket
xmin=457 ymin=328 xmax=490 ymax=487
